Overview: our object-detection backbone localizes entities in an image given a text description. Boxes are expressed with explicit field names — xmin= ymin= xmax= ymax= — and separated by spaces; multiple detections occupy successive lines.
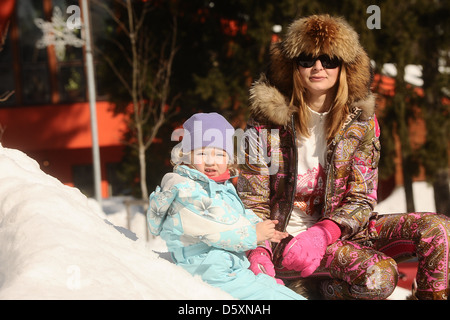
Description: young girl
xmin=147 ymin=112 xmax=305 ymax=300
xmin=238 ymin=14 xmax=450 ymax=300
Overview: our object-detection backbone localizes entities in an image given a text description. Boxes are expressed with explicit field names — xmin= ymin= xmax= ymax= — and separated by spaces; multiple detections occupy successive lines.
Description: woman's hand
xmin=282 ymin=220 xmax=341 ymax=277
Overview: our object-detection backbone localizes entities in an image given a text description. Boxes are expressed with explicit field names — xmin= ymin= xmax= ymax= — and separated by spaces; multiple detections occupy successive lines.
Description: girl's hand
xmin=256 ymin=220 xmax=288 ymax=243
xmin=271 ymin=229 xmax=289 ymax=243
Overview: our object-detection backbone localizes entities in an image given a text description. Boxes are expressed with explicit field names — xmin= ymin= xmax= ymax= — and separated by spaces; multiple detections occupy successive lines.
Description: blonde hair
xmin=291 ymin=64 xmax=349 ymax=142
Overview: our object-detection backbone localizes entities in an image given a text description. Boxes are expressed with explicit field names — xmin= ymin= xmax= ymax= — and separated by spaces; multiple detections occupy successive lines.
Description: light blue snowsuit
xmin=147 ymin=165 xmax=305 ymax=300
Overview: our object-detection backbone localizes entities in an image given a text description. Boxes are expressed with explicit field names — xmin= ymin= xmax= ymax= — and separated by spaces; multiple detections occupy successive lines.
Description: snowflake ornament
xmin=34 ymin=6 xmax=84 ymax=61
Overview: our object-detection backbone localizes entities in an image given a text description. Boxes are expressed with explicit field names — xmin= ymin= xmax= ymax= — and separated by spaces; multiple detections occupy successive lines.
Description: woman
xmin=237 ymin=14 xmax=450 ymax=300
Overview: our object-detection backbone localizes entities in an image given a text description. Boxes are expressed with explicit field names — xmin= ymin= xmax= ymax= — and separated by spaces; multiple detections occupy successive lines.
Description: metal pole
xmin=81 ymin=0 xmax=102 ymax=206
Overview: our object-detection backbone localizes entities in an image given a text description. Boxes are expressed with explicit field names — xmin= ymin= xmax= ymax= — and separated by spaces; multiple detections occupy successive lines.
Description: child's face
xmin=191 ymin=147 xmax=229 ymax=179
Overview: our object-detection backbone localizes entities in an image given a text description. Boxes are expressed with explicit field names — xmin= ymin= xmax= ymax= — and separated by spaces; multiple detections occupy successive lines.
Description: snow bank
xmin=375 ymin=182 xmax=436 ymax=214
xmin=0 ymin=145 xmax=232 ymax=300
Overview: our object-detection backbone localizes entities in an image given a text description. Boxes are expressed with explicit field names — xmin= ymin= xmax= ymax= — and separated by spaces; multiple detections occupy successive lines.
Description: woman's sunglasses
xmin=296 ymin=54 xmax=341 ymax=69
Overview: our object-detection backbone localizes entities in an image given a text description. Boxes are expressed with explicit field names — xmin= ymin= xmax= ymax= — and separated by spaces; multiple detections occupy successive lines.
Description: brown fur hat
xmin=251 ymin=14 xmax=375 ymax=125
xmin=282 ymin=15 xmax=362 ymax=63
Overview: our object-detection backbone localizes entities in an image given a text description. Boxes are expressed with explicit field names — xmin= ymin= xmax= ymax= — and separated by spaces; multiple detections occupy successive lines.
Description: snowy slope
xmin=0 ymin=145 xmax=232 ymax=300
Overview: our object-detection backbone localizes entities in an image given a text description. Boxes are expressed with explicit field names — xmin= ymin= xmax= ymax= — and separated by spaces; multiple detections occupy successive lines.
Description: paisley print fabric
xmin=277 ymin=239 xmax=398 ymax=300
xmin=374 ymin=212 xmax=450 ymax=300
xmin=277 ymin=212 xmax=450 ymax=300
xmin=238 ymin=111 xmax=450 ymax=299
xmin=238 ymin=111 xmax=381 ymax=247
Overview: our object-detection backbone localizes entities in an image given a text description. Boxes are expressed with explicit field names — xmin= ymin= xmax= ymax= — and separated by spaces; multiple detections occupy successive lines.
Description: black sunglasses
xmin=296 ymin=54 xmax=341 ymax=69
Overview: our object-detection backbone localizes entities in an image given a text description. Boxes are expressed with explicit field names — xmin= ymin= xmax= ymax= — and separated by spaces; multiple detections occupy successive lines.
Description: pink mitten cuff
xmin=247 ymin=245 xmax=285 ymax=285
xmin=315 ymin=219 xmax=341 ymax=245
xmin=247 ymin=246 xmax=270 ymax=260
xmin=247 ymin=247 xmax=274 ymax=276
xmin=247 ymin=240 xmax=273 ymax=259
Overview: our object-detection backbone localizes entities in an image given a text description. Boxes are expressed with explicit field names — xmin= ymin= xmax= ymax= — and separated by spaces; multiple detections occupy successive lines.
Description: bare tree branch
xmin=135 ymin=2 xmax=152 ymax=34
xmin=91 ymin=0 xmax=130 ymax=37
xmin=104 ymin=37 xmax=133 ymax=67
xmin=0 ymin=90 xmax=14 ymax=102
xmin=95 ymin=46 xmax=132 ymax=95
xmin=96 ymin=1 xmax=179 ymax=200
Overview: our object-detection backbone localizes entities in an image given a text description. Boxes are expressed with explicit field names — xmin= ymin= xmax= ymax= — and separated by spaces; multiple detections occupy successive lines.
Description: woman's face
xmin=191 ymin=147 xmax=228 ymax=178
xmin=298 ymin=58 xmax=340 ymax=96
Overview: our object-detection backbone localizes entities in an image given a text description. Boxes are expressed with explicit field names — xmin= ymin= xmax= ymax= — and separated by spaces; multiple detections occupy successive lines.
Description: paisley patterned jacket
xmin=236 ymin=77 xmax=381 ymax=261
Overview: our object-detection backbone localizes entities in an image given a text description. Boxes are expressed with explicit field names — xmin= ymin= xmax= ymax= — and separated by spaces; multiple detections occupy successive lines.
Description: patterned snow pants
xmin=278 ymin=212 xmax=450 ymax=300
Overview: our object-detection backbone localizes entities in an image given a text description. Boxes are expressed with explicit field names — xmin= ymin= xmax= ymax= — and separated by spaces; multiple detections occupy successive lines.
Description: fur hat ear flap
xmin=267 ymin=42 xmax=293 ymax=98
xmin=345 ymin=46 xmax=373 ymax=104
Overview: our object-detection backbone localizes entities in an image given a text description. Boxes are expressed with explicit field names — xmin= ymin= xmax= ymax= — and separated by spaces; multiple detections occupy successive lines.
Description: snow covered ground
xmin=0 ymin=145 xmax=232 ymax=300
xmin=0 ymin=145 xmax=438 ymax=300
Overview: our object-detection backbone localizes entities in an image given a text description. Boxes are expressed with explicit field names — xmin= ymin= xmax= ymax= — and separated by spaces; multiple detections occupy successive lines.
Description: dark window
xmin=73 ymin=163 xmax=94 ymax=197
xmin=107 ymin=162 xmax=131 ymax=196
xmin=2 ymin=0 xmax=88 ymax=107
xmin=53 ymin=0 xmax=86 ymax=102
xmin=17 ymin=0 xmax=52 ymax=104
xmin=0 ymin=28 xmax=16 ymax=105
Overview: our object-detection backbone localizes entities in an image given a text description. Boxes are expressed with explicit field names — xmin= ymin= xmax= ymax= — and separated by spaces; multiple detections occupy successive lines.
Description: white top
xmin=285 ymin=107 xmax=328 ymax=237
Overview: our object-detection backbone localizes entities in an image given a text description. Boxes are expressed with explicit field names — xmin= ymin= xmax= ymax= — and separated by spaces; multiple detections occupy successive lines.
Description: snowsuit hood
xmin=147 ymin=165 xmax=240 ymax=237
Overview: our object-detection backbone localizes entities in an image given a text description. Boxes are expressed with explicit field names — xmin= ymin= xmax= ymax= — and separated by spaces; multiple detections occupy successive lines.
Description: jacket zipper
xmin=272 ymin=115 xmax=298 ymax=266
xmin=280 ymin=114 xmax=298 ymax=232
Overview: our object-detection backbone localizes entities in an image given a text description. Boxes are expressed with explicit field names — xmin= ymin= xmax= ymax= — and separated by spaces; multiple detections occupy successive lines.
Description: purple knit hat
xmin=182 ymin=112 xmax=235 ymax=159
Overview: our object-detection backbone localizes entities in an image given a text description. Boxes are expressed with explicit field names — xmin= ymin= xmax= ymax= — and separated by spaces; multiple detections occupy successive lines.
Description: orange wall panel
xmin=0 ymin=101 xmax=127 ymax=151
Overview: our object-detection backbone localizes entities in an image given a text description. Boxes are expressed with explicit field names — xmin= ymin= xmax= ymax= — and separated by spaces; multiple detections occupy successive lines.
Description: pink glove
xmin=247 ymin=245 xmax=285 ymax=285
xmin=282 ymin=219 xmax=341 ymax=277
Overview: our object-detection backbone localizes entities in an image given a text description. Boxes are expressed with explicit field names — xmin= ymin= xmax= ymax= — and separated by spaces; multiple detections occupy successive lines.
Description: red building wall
xmin=0 ymin=101 xmax=127 ymax=198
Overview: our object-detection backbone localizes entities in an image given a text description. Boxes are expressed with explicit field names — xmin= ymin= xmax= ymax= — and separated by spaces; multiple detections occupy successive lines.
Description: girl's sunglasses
xmin=296 ymin=54 xmax=341 ymax=69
